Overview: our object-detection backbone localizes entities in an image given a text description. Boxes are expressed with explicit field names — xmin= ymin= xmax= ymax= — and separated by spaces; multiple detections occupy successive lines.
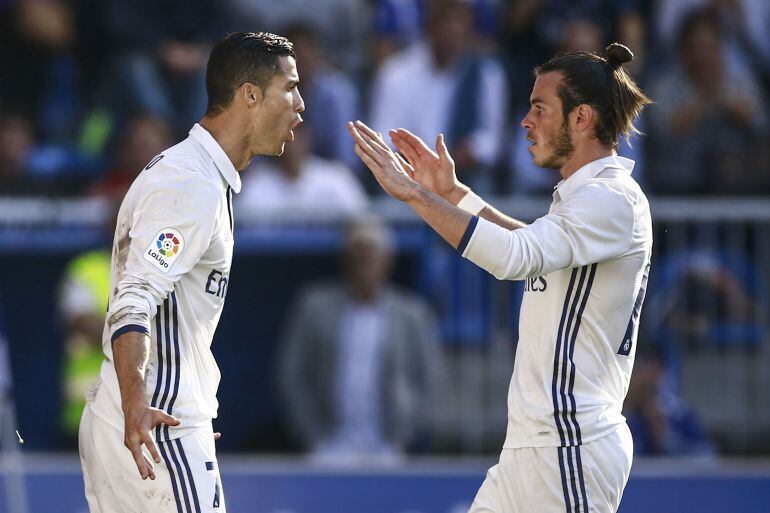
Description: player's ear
xmin=240 ymin=83 xmax=264 ymax=108
xmin=574 ymin=104 xmax=594 ymax=133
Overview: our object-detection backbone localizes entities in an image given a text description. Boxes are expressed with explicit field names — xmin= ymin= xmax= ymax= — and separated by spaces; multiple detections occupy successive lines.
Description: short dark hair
xmin=205 ymin=32 xmax=295 ymax=116
xmin=535 ymin=43 xmax=652 ymax=150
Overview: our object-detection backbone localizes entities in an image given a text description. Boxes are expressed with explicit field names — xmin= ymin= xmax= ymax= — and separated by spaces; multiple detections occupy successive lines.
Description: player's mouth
xmin=288 ymin=117 xmax=303 ymax=142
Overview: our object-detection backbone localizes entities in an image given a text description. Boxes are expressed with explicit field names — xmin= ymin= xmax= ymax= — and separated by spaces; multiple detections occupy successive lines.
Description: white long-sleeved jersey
xmin=459 ymin=156 xmax=652 ymax=449
xmin=90 ymin=124 xmax=240 ymax=442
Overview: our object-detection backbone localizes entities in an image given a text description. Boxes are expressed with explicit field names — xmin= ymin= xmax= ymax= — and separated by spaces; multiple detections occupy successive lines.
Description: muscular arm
xmin=113 ymin=331 xmax=152 ymax=417
xmin=407 ymin=188 xmax=528 ymax=250
xmin=406 ymin=187 xmax=472 ymax=249
xmin=113 ymin=330 xmax=179 ymax=480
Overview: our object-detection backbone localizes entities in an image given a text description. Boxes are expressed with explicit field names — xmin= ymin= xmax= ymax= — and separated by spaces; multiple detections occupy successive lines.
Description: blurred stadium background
xmin=1 ymin=0 xmax=769 ymax=511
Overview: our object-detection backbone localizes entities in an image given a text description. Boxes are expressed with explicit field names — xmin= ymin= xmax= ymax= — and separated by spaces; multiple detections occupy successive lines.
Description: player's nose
xmin=294 ymin=89 xmax=305 ymax=113
xmin=521 ymin=113 xmax=534 ymax=130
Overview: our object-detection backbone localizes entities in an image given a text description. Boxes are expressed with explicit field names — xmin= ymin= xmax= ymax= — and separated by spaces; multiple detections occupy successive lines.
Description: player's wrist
xmin=405 ymin=184 xmax=436 ymax=207
xmin=120 ymin=383 xmax=149 ymax=414
xmin=455 ymin=188 xmax=487 ymax=215
xmin=121 ymin=399 xmax=147 ymax=417
xmin=444 ymin=183 xmax=471 ymax=206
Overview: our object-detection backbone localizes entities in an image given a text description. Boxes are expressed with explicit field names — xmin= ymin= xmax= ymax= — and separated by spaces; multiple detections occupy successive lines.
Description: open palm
xmin=389 ymin=128 xmax=461 ymax=199
xmin=348 ymin=121 xmax=420 ymax=202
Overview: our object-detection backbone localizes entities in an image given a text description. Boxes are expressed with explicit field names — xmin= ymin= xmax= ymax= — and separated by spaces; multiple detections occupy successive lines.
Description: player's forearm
xmin=113 ymin=331 xmax=152 ymax=412
xmin=444 ymin=186 xmax=526 ymax=231
xmin=405 ymin=187 xmax=473 ymax=249
xmin=478 ymin=205 xmax=527 ymax=231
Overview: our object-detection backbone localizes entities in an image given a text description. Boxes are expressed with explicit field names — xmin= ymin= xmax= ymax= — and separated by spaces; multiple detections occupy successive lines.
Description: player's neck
xmin=559 ymin=144 xmax=615 ymax=181
xmin=199 ymin=115 xmax=251 ymax=171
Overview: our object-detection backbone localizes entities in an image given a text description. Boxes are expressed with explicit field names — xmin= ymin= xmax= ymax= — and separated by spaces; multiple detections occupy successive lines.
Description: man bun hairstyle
xmin=205 ymin=32 xmax=295 ymax=116
xmin=535 ymin=42 xmax=652 ymax=150
xmin=605 ymin=42 xmax=634 ymax=69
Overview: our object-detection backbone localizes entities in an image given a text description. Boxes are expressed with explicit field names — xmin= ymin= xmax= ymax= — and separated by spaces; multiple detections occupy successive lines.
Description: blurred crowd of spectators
xmin=1 ymin=0 xmax=769 ymax=203
xmin=4 ymin=0 xmax=766 ymax=457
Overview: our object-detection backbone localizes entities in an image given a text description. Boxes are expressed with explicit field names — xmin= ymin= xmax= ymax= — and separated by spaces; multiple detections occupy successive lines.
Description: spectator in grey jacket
xmin=279 ymin=217 xmax=443 ymax=461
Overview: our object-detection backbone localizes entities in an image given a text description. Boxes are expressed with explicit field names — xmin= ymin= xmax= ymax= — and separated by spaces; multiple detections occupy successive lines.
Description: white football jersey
xmin=460 ymin=156 xmax=652 ymax=449
xmin=90 ymin=123 xmax=240 ymax=442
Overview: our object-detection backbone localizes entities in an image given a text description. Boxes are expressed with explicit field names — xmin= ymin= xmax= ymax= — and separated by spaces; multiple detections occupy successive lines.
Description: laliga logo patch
xmin=156 ymin=231 xmax=181 ymax=257
xmin=144 ymin=228 xmax=184 ymax=274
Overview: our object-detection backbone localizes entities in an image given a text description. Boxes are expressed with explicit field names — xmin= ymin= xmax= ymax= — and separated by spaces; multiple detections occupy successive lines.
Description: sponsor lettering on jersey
xmin=143 ymin=228 xmax=185 ymax=274
xmin=205 ymin=269 xmax=229 ymax=298
xmin=524 ymin=275 xmax=548 ymax=292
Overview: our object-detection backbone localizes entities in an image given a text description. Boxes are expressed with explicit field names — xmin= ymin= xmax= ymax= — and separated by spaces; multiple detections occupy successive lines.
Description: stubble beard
xmin=539 ymin=121 xmax=574 ymax=170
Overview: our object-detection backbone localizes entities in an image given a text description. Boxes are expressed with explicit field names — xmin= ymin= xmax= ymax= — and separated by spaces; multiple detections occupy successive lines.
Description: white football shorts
xmin=469 ymin=424 xmax=633 ymax=513
xmin=79 ymin=404 xmax=225 ymax=513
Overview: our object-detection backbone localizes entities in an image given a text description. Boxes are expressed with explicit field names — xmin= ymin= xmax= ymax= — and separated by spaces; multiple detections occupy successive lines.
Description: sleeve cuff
xmin=457 ymin=215 xmax=479 ymax=254
xmin=111 ymin=324 xmax=150 ymax=344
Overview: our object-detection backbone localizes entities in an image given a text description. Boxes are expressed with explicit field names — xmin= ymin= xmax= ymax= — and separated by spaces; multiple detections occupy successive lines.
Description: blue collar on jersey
xmin=189 ymin=123 xmax=242 ymax=194
xmin=553 ymin=155 xmax=634 ymax=202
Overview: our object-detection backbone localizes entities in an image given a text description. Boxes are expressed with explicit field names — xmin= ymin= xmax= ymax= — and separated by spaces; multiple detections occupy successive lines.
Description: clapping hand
xmin=389 ymin=128 xmax=467 ymax=203
xmin=348 ymin=120 xmax=421 ymax=202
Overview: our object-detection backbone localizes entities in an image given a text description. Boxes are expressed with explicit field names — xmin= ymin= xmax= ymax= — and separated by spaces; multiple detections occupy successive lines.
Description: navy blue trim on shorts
xmin=110 ymin=324 xmax=149 ymax=343
xmin=166 ymin=438 xmax=194 ymax=513
xmin=558 ymin=446 xmax=590 ymax=513
xmin=565 ymin=445 xmax=581 ymax=512
xmin=176 ymin=438 xmax=202 ymax=513
xmin=457 ymin=215 xmax=479 ymax=254
xmin=557 ymin=447 xmax=572 ymax=513
xmin=575 ymin=446 xmax=590 ymax=513
xmin=159 ymin=442 xmax=184 ymax=513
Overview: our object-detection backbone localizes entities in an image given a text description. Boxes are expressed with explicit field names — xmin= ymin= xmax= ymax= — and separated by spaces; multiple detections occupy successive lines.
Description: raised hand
xmin=389 ymin=128 xmax=468 ymax=203
xmin=348 ymin=120 xmax=421 ymax=202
